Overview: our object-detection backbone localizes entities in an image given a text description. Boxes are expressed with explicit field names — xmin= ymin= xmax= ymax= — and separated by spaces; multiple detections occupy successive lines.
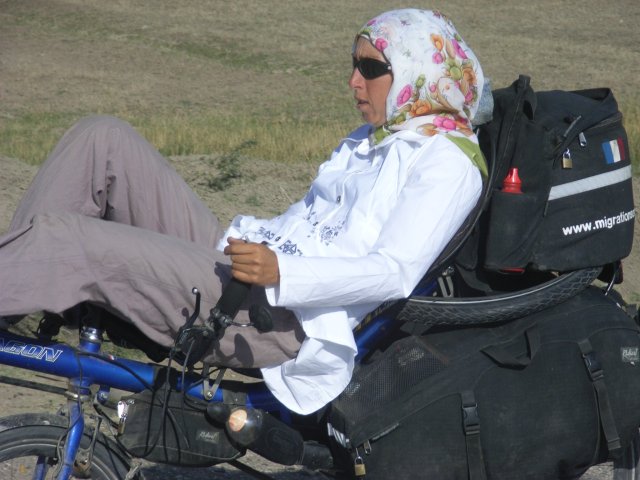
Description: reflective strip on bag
xmin=548 ymin=165 xmax=632 ymax=201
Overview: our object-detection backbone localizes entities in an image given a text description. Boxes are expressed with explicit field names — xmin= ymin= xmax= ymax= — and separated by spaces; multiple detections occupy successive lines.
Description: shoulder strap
xmin=481 ymin=74 xmax=536 ymax=190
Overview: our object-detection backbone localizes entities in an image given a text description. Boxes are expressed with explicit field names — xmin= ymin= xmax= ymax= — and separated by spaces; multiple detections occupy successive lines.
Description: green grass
xmin=136 ymin=113 xmax=351 ymax=165
xmin=0 ymin=110 xmax=352 ymax=166
xmin=0 ymin=112 xmax=80 ymax=166
xmin=2 ymin=102 xmax=638 ymax=172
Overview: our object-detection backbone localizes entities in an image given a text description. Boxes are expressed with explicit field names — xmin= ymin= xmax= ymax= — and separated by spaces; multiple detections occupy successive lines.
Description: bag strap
xmin=482 ymin=326 xmax=540 ymax=368
xmin=485 ymin=74 xmax=537 ymax=191
xmin=578 ymin=338 xmax=622 ymax=457
xmin=461 ymin=390 xmax=487 ymax=480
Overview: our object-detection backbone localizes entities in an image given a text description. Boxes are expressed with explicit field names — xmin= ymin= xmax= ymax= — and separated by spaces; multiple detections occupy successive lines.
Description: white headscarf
xmin=357 ymin=9 xmax=487 ymax=175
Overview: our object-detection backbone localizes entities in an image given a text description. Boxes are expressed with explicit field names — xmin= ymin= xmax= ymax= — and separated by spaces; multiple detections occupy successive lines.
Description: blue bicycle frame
xmin=0 ymin=281 xmax=437 ymax=479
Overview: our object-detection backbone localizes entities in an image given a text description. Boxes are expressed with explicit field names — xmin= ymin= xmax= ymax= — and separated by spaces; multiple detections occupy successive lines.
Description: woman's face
xmin=349 ymin=37 xmax=393 ymax=128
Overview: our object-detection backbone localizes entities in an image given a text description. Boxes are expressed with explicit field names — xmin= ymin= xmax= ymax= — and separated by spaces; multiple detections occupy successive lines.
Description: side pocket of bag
xmin=482 ymin=105 xmax=555 ymax=272
xmin=484 ymin=190 xmax=546 ymax=270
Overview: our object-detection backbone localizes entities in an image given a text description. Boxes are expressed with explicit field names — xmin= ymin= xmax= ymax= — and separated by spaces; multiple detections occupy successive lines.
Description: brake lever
xmin=174 ymin=287 xmax=201 ymax=339
xmin=188 ymin=288 xmax=201 ymax=325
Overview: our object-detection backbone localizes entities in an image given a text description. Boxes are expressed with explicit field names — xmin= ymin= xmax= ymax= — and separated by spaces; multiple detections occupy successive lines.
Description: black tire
xmin=614 ymin=429 xmax=640 ymax=480
xmin=0 ymin=424 xmax=131 ymax=479
xmin=397 ymin=267 xmax=602 ymax=326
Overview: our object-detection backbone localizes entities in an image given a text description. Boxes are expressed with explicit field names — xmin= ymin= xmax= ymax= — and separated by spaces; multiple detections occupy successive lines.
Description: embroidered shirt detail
xmin=320 ymin=222 xmax=346 ymax=245
xmin=257 ymin=227 xmax=276 ymax=240
xmin=278 ymin=240 xmax=303 ymax=256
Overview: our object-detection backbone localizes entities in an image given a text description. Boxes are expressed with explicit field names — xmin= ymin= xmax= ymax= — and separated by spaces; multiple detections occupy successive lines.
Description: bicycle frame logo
xmin=0 ymin=337 xmax=63 ymax=362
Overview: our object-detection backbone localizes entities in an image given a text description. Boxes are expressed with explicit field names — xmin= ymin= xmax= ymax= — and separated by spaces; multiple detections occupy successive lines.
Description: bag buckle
xmin=462 ymin=402 xmax=480 ymax=436
xmin=582 ymin=350 xmax=604 ymax=382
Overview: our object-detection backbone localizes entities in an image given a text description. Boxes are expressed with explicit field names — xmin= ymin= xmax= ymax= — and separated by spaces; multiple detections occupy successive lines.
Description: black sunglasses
xmin=352 ymin=57 xmax=392 ymax=80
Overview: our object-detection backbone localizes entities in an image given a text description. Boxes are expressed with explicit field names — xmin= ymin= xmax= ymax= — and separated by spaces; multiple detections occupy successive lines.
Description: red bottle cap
xmin=502 ymin=167 xmax=522 ymax=194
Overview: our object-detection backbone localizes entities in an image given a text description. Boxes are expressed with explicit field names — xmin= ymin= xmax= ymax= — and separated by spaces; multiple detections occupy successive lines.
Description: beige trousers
xmin=0 ymin=116 xmax=304 ymax=368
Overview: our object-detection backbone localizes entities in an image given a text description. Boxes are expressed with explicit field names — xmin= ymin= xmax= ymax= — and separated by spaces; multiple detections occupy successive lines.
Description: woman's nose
xmin=348 ymin=67 xmax=364 ymax=89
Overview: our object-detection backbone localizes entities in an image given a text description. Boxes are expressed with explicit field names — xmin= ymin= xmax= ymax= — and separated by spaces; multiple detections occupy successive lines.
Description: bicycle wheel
xmin=397 ymin=267 xmax=602 ymax=326
xmin=0 ymin=424 xmax=131 ymax=479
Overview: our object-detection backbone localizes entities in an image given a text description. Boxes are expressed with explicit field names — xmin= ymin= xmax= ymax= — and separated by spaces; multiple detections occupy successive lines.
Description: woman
xmin=0 ymin=9 xmax=486 ymax=414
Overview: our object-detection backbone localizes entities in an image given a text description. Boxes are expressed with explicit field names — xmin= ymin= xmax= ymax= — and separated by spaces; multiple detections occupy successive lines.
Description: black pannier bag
xmin=476 ymin=76 xmax=634 ymax=273
xmin=328 ymin=288 xmax=640 ymax=479
xmin=116 ymin=374 xmax=242 ymax=466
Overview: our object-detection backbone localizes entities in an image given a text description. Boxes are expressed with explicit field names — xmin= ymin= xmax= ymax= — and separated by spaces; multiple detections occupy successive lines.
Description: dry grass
xmin=1 ymin=0 xmax=639 ymax=168
xmin=137 ymin=114 xmax=351 ymax=165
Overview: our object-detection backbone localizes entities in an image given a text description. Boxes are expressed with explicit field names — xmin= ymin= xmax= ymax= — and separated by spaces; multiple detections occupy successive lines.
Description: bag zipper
xmin=553 ymin=111 xmax=624 ymax=169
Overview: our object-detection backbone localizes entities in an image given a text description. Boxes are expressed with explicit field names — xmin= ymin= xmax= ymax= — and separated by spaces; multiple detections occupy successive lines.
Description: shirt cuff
xmin=264 ymin=251 xmax=290 ymax=306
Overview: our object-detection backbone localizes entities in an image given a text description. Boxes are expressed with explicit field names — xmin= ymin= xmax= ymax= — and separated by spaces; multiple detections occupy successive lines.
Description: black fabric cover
xmin=329 ymin=288 xmax=640 ymax=479
xmin=469 ymin=76 xmax=634 ymax=273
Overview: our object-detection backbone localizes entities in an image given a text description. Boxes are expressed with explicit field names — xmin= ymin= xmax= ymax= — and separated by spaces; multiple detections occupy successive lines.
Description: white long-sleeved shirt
xmin=218 ymin=125 xmax=482 ymax=414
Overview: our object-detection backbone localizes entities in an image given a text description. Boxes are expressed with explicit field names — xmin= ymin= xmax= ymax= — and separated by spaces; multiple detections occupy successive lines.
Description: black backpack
xmin=458 ymin=75 xmax=634 ymax=279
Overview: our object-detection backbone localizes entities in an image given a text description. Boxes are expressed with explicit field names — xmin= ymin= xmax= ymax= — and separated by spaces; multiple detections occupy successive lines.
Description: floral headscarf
xmin=357 ymin=9 xmax=487 ymax=175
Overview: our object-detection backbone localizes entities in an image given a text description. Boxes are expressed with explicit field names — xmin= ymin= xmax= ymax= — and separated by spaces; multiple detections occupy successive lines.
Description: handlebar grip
xmin=216 ymin=278 xmax=252 ymax=318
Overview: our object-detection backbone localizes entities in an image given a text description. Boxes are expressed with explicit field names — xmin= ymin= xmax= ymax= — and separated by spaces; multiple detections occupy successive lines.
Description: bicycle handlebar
xmin=216 ymin=278 xmax=251 ymax=318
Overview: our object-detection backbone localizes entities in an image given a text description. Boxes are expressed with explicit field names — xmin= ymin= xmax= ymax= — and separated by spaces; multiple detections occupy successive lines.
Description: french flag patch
xmin=602 ymin=138 xmax=626 ymax=164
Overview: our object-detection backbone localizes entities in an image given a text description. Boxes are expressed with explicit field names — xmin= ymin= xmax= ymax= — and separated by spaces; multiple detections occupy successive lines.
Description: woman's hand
xmin=223 ymin=237 xmax=280 ymax=286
